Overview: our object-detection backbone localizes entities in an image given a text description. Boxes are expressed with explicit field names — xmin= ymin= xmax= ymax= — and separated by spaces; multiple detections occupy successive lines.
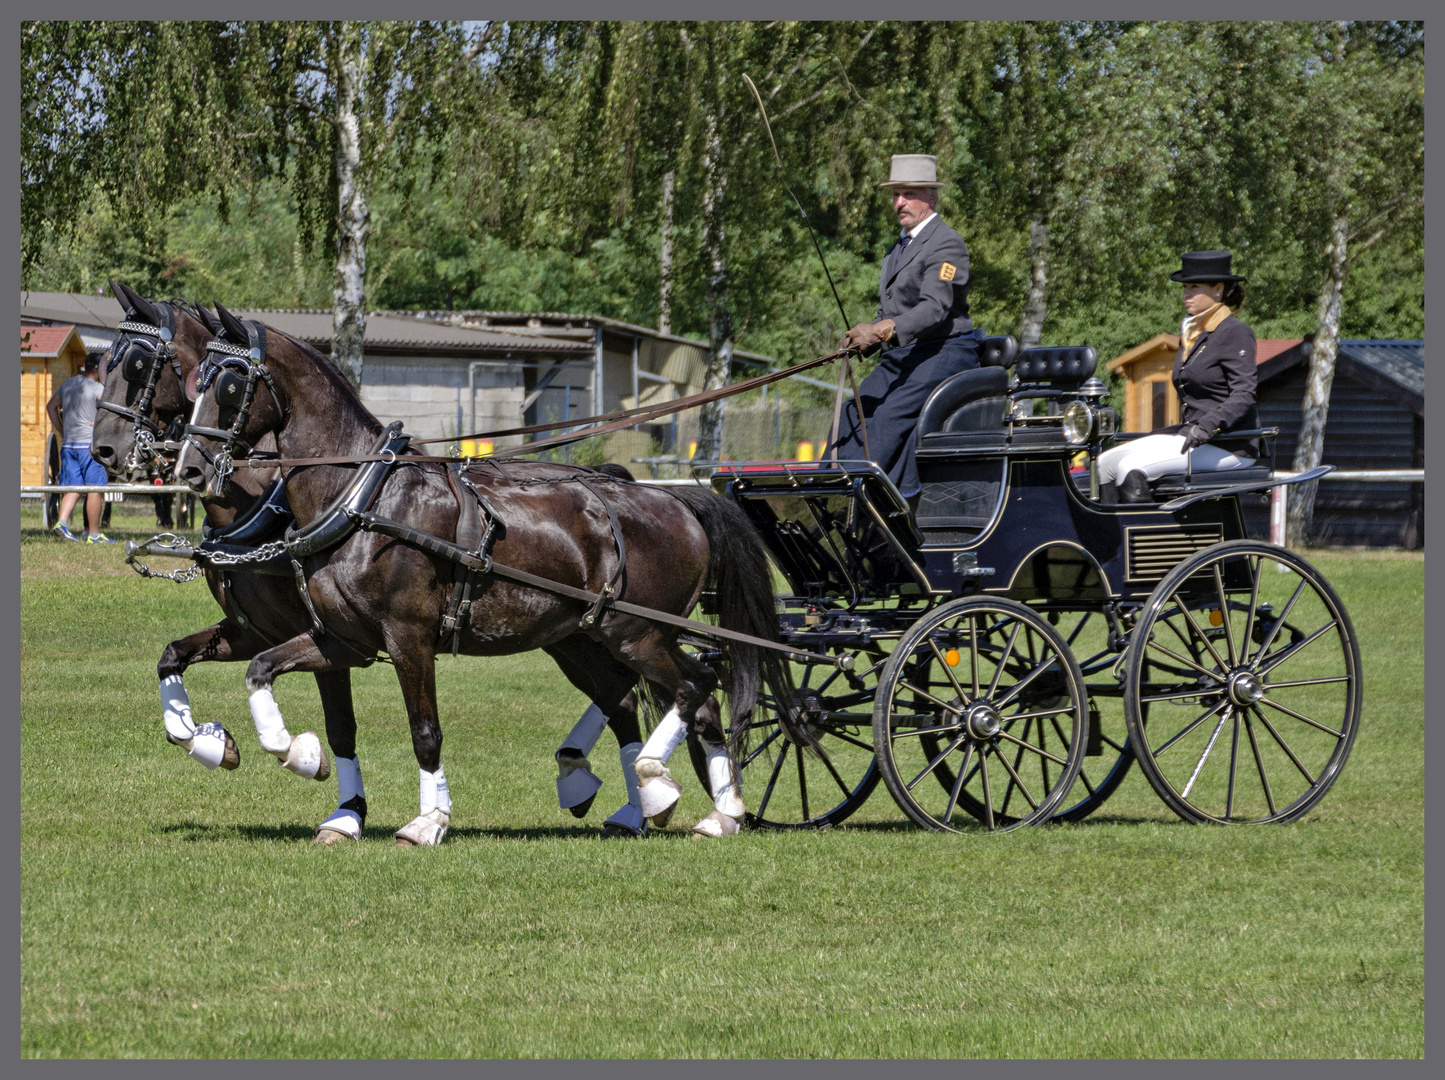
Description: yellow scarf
xmin=1180 ymin=303 xmax=1231 ymax=356
xmin=1179 ymin=302 xmax=1236 ymax=357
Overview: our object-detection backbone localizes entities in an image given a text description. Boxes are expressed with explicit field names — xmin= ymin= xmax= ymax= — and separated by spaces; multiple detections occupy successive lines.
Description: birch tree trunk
xmin=658 ymin=169 xmax=674 ymax=336
xmin=330 ymin=23 xmax=370 ymax=388
xmin=1018 ymin=214 xmax=1049 ymax=348
xmin=1287 ymin=211 xmax=1348 ymax=548
xmin=696 ymin=118 xmax=730 ymax=465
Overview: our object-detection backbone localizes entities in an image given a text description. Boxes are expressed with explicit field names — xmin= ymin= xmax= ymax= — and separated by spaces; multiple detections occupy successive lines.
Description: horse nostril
xmin=93 ymin=444 xmax=116 ymax=465
xmin=181 ymin=465 xmax=206 ymax=488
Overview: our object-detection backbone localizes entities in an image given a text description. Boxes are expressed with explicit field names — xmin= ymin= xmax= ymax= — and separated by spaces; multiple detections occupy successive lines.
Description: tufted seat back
xmin=1014 ymin=345 xmax=1098 ymax=386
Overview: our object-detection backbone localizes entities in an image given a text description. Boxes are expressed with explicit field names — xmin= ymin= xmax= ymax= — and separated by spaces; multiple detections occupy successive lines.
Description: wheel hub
xmin=1227 ymin=670 xmax=1264 ymax=706
xmin=964 ymin=702 xmax=1002 ymax=740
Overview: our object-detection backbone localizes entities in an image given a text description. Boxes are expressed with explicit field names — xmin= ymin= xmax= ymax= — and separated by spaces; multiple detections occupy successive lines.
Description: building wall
xmin=1239 ymin=366 xmax=1423 ymax=547
xmin=359 ymin=353 xmax=533 ymax=445
xmin=20 ymin=344 xmax=86 ymax=486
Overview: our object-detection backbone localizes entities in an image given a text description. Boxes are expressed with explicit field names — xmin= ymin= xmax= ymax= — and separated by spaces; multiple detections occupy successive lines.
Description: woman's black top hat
xmin=1169 ymin=250 xmax=1246 ymax=284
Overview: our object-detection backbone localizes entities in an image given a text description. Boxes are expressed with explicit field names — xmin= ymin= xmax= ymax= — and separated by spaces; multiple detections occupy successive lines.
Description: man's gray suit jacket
xmin=876 ymin=215 xmax=974 ymax=347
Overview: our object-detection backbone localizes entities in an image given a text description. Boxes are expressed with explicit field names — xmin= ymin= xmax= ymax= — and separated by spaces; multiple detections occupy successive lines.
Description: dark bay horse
xmin=179 ymin=302 xmax=796 ymax=844
xmin=90 ymin=285 xmax=659 ymax=840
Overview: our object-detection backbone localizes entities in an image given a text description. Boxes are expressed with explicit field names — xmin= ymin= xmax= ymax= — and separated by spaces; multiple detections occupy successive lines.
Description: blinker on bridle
xmin=184 ymin=322 xmax=285 ymax=495
xmin=97 ymin=310 xmax=185 ymax=473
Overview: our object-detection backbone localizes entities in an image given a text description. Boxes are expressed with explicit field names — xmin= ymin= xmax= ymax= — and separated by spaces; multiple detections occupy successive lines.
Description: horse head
xmin=90 ymin=279 xmax=218 ymax=480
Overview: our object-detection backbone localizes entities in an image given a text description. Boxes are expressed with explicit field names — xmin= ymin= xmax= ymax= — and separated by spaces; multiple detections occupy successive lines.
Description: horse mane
xmin=262 ymin=323 xmax=385 ymax=438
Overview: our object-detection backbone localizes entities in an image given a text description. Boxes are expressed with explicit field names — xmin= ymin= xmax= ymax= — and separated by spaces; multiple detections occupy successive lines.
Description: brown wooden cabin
xmin=20 ymin=324 xmax=88 ymax=486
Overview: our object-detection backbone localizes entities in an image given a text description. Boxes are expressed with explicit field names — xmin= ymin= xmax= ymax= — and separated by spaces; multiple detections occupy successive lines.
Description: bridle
xmin=98 ymin=305 xmax=186 ymax=475
xmin=184 ymin=319 xmax=286 ymax=495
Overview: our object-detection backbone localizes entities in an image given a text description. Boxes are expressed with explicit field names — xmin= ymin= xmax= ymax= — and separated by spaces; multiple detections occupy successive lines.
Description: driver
xmin=829 ymin=154 xmax=984 ymax=501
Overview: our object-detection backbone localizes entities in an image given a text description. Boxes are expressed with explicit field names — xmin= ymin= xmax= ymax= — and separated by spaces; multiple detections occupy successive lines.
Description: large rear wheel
xmin=1123 ymin=541 xmax=1362 ymax=824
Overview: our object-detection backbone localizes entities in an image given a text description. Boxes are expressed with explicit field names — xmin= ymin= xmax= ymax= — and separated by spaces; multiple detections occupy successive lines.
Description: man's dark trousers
xmin=829 ymin=329 xmax=983 ymax=497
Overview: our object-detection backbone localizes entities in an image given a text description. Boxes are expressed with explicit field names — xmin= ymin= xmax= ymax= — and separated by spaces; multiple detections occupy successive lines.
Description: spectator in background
xmin=45 ymin=353 xmax=115 ymax=543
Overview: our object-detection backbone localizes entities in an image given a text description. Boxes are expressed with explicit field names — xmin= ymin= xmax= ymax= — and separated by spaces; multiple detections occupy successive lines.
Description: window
xmin=1151 ymin=381 xmax=1169 ymax=430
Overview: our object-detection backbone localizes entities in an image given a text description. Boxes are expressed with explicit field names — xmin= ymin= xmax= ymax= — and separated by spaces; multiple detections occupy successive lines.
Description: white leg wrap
xmin=336 ymin=755 xmax=365 ymax=805
xmin=420 ymin=765 xmax=451 ymax=815
xmin=188 ymin=723 xmax=228 ymax=769
xmin=160 ymin=675 xmax=196 ymax=742
xmin=317 ymin=807 xmax=363 ymax=841
xmin=560 ymin=702 xmax=609 ymax=756
xmin=639 ymin=708 xmax=689 ymax=763
xmin=706 ymin=742 xmax=746 ymax=818
xmin=619 ymin=741 xmax=643 ymax=809
xmin=248 ymin=687 xmax=292 ymax=755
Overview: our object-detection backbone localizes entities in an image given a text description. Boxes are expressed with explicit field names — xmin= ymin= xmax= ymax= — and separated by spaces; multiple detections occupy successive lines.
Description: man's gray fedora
xmin=880 ymin=154 xmax=945 ymax=189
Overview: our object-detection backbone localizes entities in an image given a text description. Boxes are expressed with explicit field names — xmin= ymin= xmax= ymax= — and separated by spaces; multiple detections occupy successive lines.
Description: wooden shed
xmin=20 ymin=324 xmax=88 ymax=486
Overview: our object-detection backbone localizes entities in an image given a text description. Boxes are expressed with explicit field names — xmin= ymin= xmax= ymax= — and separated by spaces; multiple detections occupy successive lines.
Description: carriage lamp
xmin=1063 ymin=401 xmax=1094 ymax=445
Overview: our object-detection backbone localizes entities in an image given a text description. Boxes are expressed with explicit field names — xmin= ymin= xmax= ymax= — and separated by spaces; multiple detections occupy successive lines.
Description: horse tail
xmin=667 ymin=486 xmax=809 ymax=759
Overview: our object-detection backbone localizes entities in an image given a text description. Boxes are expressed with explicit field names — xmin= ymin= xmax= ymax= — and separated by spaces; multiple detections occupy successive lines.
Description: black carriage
xmin=699 ymin=337 xmax=1361 ymax=832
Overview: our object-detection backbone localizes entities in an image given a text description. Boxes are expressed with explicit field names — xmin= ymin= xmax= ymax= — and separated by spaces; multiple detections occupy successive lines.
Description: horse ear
xmin=110 ymin=279 xmax=140 ymax=312
xmin=126 ymin=289 xmax=164 ymax=328
xmin=213 ymin=302 xmax=249 ymax=343
xmin=192 ymin=303 xmax=222 ymax=335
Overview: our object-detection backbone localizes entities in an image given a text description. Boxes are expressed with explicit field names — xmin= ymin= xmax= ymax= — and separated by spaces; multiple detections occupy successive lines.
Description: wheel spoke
xmin=1064 ymin=611 xmax=1092 ymax=647
xmin=995 ymin=727 xmax=1070 ymax=766
xmin=1257 ymin=695 xmax=1344 ymax=739
xmin=1141 ymin=687 xmax=1221 ymax=703
xmin=897 ymin=679 xmax=965 ymax=716
xmin=1254 ymin=621 xmax=1340 ymax=678
xmin=1176 ymin=600 xmax=1230 ymax=674
xmin=824 ymin=728 xmax=875 ymax=754
xmin=1241 ymin=555 xmax=1263 ymax=665
xmin=1225 ymin=710 xmax=1240 ymax=819
xmin=1249 ymin=705 xmax=1316 ymax=785
xmin=741 ymin=726 xmax=783 ymax=768
xmin=979 ymin=749 xmax=995 ymax=831
xmin=1252 ymin=577 xmax=1308 ymax=663
xmin=906 ymin=731 xmax=967 ymax=791
xmin=929 ymin=638 xmax=970 ymax=705
xmin=1098 ymin=731 xmax=1127 ymax=754
xmin=1048 ymin=714 xmax=1076 ymax=756
xmin=756 ymin=738 xmax=791 ymax=819
xmin=943 ymin=742 xmax=973 ymax=823
xmin=985 ymin=621 xmax=1022 ymax=699
xmin=969 ymin=617 xmax=981 ymax=699
xmin=889 ymin=719 xmax=965 ymax=741
xmin=1243 ymin=709 xmax=1276 ymax=817
xmin=796 ymin=743 xmax=810 ymax=821
xmin=1212 ymin=565 xmax=1239 ymax=667
xmin=993 ymin=737 xmax=1040 ymax=812
xmin=993 ymin=652 xmax=1063 ymax=710
xmin=1153 ymin=697 xmax=1229 ymax=757
xmin=1181 ymin=707 xmax=1231 ymax=799
xmin=1263 ymin=675 xmax=1351 ymax=689
xmin=1003 ymin=702 xmax=1077 ymax=722
xmin=1145 ymin=638 xmax=1228 ymax=682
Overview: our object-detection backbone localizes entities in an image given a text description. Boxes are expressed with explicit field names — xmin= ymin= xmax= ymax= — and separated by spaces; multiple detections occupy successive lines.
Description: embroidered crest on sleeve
xmin=939 ymin=262 xmax=957 ymax=282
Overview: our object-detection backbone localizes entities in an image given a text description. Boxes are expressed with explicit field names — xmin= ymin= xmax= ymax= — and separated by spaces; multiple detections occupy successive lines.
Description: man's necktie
xmin=898 ymin=232 xmax=911 ymax=251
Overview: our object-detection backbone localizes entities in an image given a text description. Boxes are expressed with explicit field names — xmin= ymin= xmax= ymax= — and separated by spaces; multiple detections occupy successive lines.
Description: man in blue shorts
xmin=45 ymin=353 xmax=115 ymax=543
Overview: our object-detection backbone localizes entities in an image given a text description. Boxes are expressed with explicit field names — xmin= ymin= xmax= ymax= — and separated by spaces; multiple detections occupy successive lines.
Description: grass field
xmin=20 ymin=510 xmax=1423 ymax=1058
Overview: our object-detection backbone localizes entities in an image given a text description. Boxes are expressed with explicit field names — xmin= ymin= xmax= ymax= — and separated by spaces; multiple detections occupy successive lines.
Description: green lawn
xmin=20 ymin=515 xmax=1423 ymax=1057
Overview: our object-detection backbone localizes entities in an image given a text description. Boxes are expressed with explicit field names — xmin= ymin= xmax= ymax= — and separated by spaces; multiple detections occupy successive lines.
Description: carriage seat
xmin=913 ymin=335 xmax=1017 ymax=441
xmin=1149 ymin=464 xmax=1274 ymax=498
xmin=1013 ymin=345 xmax=1098 ymax=389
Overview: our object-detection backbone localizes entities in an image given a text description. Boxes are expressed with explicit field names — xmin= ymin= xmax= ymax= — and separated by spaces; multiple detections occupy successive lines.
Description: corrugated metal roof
xmin=1341 ymin=340 xmax=1423 ymax=399
xmin=228 ymin=309 xmax=592 ymax=353
xmin=21 ymin=291 xmax=125 ymax=328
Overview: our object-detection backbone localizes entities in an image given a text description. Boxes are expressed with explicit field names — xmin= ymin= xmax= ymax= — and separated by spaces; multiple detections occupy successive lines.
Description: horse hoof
xmin=568 ymin=794 xmax=597 ymax=819
xmin=315 ymin=809 xmax=363 ymax=844
xmin=394 ymin=809 xmax=449 ymax=847
xmin=220 ymin=729 xmax=240 ymax=770
xmin=314 ymin=827 xmax=355 ymax=845
xmin=279 ymin=732 xmax=331 ymax=781
xmin=635 ymin=759 xmax=681 ymax=824
xmin=185 ymin=723 xmax=238 ymax=771
xmin=691 ymin=809 xmax=742 ymax=838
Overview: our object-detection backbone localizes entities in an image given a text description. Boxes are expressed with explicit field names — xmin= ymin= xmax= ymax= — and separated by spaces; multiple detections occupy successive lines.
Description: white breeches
xmin=1097 ymin=434 xmax=1254 ymax=486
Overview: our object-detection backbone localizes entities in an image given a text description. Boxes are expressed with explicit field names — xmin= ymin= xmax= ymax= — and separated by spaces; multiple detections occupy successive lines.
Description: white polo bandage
xmin=248 ymin=687 xmax=291 ymax=755
xmin=160 ymin=675 xmax=196 ymax=742
xmin=705 ymin=742 xmax=745 ymax=818
xmin=639 ymin=708 xmax=689 ymax=764
xmin=560 ymin=702 xmax=609 ymax=756
xmin=336 ymin=755 xmax=365 ymax=806
xmin=619 ymin=742 xmax=643 ymax=808
xmin=188 ymin=722 xmax=227 ymax=769
xmin=420 ymin=765 xmax=451 ymax=815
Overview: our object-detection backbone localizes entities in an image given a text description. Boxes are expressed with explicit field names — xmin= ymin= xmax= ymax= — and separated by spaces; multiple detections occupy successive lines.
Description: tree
xmin=22 ymin=20 xmax=496 ymax=386
xmin=1284 ymin=22 xmax=1424 ymax=546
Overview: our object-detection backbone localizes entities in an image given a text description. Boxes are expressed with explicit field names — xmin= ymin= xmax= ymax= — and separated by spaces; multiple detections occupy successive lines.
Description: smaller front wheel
xmin=873 ymin=597 xmax=1088 ymax=832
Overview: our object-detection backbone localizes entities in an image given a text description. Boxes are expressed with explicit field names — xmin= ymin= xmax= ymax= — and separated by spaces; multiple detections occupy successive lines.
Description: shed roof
xmin=1258 ymin=339 xmax=1423 ymax=413
xmin=1107 ymin=333 xmax=1302 ymax=373
xmin=21 ymin=324 xmax=83 ymax=357
xmin=21 ymin=291 xmax=125 ymax=329
xmin=225 ymin=308 xmax=592 ymax=354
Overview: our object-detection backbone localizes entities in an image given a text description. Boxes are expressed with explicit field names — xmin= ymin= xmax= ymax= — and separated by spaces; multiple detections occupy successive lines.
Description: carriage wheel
xmin=1123 ymin=541 xmax=1362 ymax=824
xmin=43 ymin=432 xmax=62 ymax=529
xmin=873 ymin=597 xmax=1087 ymax=832
xmin=687 ymin=645 xmax=888 ymax=830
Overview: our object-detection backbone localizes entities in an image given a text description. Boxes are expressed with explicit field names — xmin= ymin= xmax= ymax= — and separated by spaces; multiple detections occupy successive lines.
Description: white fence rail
xmin=1268 ymin=469 xmax=1424 ymax=546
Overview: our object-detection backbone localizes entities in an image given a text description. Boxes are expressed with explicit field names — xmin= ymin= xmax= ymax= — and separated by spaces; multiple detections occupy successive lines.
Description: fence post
xmin=1270 ymin=485 xmax=1287 ymax=548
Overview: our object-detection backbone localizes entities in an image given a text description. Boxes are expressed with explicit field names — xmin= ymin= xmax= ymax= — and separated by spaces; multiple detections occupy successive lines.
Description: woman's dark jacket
xmin=1171 ymin=313 xmax=1260 ymax=457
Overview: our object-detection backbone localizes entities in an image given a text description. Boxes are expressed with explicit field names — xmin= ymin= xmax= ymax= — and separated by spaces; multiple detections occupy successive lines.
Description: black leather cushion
xmin=978 ymin=334 xmax=1018 ymax=369
xmin=916 ymin=366 xmax=1009 ymax=438
xmin=1014 ymin=345 xmax=1098 ymax=384
xmin=1152 ymin=465 xmax=1274 ymax=494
